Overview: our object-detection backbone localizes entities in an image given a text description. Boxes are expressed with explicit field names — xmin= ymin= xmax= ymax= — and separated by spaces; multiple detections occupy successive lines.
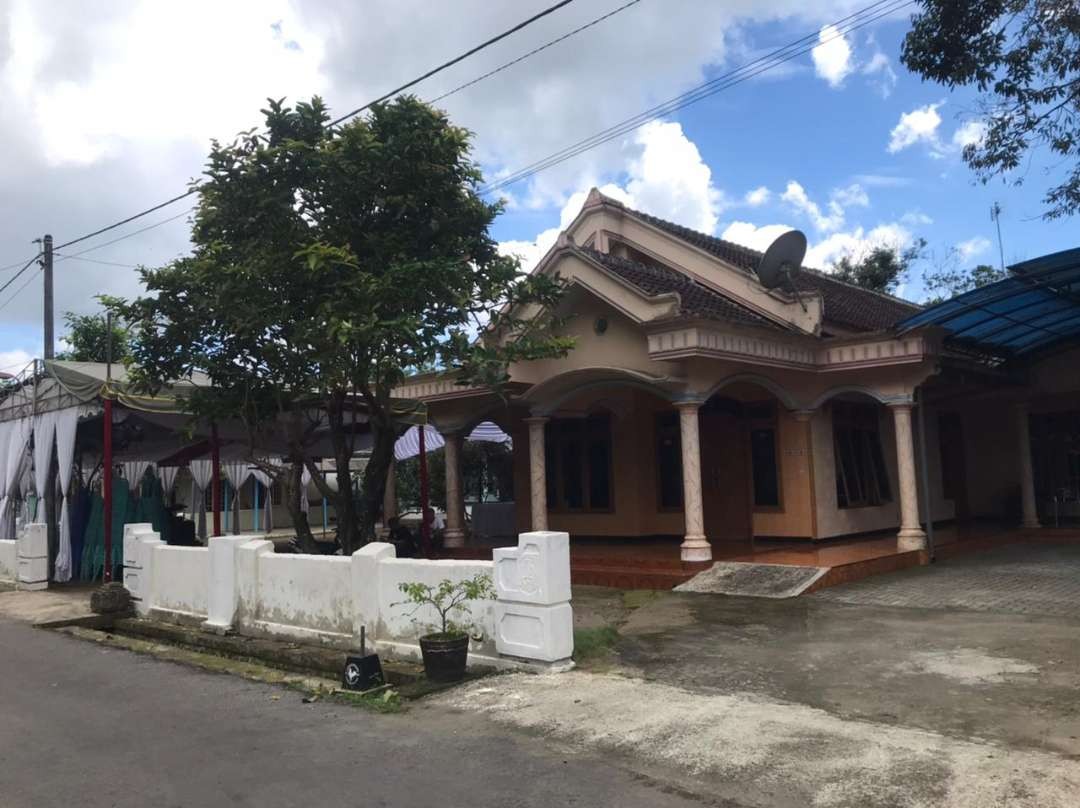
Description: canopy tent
xmin=0 ymin=359 xmax=427 ymax=582
xmin=899 ymin=247 xmax=1080 ymax=359
xmin=394 ymin=421 xmax=511 ymax=461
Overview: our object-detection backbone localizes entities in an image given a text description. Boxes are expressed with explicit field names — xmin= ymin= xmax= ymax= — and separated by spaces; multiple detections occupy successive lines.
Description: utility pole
xmin=43 ymin=234 xmax=54 ymax=359
xmin=990 ymin=203 xmax=1006 ymax=274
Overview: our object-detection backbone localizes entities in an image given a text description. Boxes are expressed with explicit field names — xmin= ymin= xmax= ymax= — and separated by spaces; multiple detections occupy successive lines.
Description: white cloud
xmin=805 ymin=222 xmax=914 ymax=268
xmin=952 ymin=120 xmax=986 ymax=149
xmin=811 ymin=25 xmax=853 ymax=88
xmin=853 ymin=173 xmax=911 ymax=188
xmin=500 ymin=121 xmax=723 ymax=272
xmin=955 ymin=236 xmax=991 ymax=261
xmin=720 ymin=221 xmax=796 ymax=253
xmin=900 ymin=210 xmax=933 ymax=227
xmin=744 ymin=186 xmax=771 ymax=207
xmin=862 ymin=49 xmax=897 ymax=98
xmin=888 ymin=101 xmax=945 ymax=154
xmin=780 ymin=181 xmax=868 ymax=232
xmin=0 ymin=349 xmax=35 ymax=375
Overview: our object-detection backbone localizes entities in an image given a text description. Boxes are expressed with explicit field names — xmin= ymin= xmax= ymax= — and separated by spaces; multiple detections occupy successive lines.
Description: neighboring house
xmin=398 ymin=189 xmax=1080 ymax=563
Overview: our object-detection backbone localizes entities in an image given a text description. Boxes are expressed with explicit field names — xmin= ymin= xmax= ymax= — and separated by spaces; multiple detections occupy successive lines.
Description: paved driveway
xmin=812 ymin=541 xmax=1080 ymax=617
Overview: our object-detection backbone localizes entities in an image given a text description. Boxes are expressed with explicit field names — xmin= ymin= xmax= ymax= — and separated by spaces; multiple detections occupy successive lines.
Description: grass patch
xmin=573 ymin=625 xmax=620 ymax=665
xmin=622 ymin=589 xmax=662 ymax=610
xmin=327 ymin=687 xmax=404 ymax=714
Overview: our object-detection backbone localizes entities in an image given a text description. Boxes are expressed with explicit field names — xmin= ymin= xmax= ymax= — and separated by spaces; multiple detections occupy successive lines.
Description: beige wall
xmin=752 ymin=409 xmax=815 ymax=538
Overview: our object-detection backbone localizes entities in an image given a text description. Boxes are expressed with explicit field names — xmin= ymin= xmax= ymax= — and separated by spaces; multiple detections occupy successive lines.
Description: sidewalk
xmin=0 ymin=585 xmax=96 ymax=626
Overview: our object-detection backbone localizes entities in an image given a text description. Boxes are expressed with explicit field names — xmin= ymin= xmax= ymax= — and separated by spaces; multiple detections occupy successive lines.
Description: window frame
xmin=747 ymin=403 xmax=783 ymax=512
xmin=654 ymin=410 xmax=684 ymax=512
xmin=832 ymin=401 xmax=893 ymax=509
xmin=544 ymin=412 xmax=615 ymax=514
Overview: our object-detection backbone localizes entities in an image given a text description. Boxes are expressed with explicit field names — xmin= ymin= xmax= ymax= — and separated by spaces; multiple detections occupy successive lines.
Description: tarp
xmin=394 ymin=421 xmax=511 ymax=461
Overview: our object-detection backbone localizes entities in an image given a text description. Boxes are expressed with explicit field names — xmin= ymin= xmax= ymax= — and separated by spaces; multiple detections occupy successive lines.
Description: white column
xmin=890 ymin=403 xmax=927 ymax=551
xmin=443 ymin=432 xmax=465 ymax=548
xmin=677 ymin=401 xmax=711 ymax=563
xmin=1016 ymin=405 xmax=1041 ymax=529
xmin=525 ymin=417 xmax=549 ymax=532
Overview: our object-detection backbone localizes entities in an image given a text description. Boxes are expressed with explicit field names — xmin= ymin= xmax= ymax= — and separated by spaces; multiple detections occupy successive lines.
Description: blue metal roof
xmin=898 ymin=247 xmax=1080 ymax=357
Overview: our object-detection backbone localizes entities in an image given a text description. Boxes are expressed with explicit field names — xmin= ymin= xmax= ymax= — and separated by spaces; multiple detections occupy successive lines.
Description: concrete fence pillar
xmin=493 ymin=531 xmax=573 ymax=664
xmin=16 ymin=523 xmax=48 ymax=591
xmin=203 ymin=536 xmax=251 ymax=633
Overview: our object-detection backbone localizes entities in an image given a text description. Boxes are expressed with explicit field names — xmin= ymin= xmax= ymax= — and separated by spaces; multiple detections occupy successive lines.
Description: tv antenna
xmin=755 ymin=229 xmax=808 ymax=311
xmin=990 ymin=202 xmax=1006 ymax=274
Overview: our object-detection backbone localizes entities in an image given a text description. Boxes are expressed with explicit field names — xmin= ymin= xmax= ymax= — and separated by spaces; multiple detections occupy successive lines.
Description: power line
xmin=0 ymin=261 xmax=40 ymax=314
xmin=481 ymin=0 xmax=911 ymax=195
xmin=428 ymin=0 xmax=641 ymax=105
xmin=328 ymin=0 xmax=577 ymax=126
xmin=54 ymin=252 xmax=140 ymax=269
xmin=54 ymin=208 xmax=194 ymax=263
xmin=1 ymin=254 xmax=40 ymax=273
xmin=37 ymin=1 xmax=580 ymax=260
xmin=0 ymin=254 xmax=42 ymax=298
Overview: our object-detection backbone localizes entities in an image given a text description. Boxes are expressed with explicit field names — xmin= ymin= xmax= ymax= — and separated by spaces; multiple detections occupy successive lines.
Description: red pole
xmin=418 ymin=425 xmax=431 ymax=556
xmin=102 ymin=399 xmax=113 ymax=583
xmin=211 ymin=424 xmax=222 ymax=538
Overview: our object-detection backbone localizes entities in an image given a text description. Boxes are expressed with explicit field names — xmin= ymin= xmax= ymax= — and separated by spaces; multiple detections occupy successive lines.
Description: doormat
xmin=674 ymin=562 xmax=829 ymax=598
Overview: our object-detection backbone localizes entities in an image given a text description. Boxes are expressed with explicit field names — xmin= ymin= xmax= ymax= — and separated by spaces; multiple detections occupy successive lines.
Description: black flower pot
xmin=419 ymin=633 xmax=470 ymax=682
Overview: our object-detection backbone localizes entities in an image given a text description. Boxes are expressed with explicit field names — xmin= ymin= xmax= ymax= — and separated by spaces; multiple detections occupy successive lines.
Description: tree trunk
xmin=358 ymin=412 xmax=396 ymax=546
xmin=284 ymin=459 xmax=318 ymax=553
xmin=328 ymin=391 xmax=361 ymax=554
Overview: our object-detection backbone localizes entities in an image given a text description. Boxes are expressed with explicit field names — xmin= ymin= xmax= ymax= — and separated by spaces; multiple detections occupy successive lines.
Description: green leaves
xmin=902 ymin=0 xmax=1080 ymax=219
xmin=395 ymin=574 xmax=496 ymax=636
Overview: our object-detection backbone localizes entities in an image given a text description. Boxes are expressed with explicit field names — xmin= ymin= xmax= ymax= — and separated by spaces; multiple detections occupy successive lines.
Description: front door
xmin=699 ymin=403 xmax=752 ymax=542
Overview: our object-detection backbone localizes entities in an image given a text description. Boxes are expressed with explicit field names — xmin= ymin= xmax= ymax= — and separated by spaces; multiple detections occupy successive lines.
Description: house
xmin=397 ymin=189 xmax=1080 ymax=566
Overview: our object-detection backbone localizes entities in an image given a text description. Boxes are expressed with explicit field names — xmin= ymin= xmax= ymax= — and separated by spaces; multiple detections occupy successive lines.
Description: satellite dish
xmin=755 ymin=230 xmax=808 ymax=311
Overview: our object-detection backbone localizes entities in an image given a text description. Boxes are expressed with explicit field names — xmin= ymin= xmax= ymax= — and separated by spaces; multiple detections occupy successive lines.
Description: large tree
xmin=57 ymin=311 xmax=130 ymax=363
xmin=831 ymin=239 xmax=926 ymax=295
xmin=902 ymin=0 xmax=1080 ymax=219
xmin=115 ymin=97 xmax=569 ymax=553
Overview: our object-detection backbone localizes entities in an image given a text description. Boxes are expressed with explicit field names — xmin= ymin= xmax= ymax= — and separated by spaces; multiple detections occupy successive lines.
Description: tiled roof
xmin=625 ymin=206 xmax=922 ymax=333
xmin=577 ymin=247 xmax=785 ymax=331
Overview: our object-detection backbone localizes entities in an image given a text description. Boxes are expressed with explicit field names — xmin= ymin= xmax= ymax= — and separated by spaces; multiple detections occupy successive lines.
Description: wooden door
xmin=938 ymin=412 xmax=970 ymax=520
xmin=700 ymin=406 xmax=752 ymax=542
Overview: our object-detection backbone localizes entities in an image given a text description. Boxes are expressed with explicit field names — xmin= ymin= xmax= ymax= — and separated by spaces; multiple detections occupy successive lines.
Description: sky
xmin=0 ymin=0 xmax=1075 ymax=375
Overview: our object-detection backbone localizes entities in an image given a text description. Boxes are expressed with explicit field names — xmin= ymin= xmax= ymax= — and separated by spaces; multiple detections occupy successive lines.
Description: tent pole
xmin=419 ymin=425 xmax=431 ymax=556
xmin=102 ymin=398 xmax=113 ymax=583
xmin=211 ymin=424 xmax=221 ymax=538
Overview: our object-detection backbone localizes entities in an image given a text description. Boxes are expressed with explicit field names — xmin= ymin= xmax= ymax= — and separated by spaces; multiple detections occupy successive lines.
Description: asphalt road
xmin=0 ymin=619 xmax=703 ymax=808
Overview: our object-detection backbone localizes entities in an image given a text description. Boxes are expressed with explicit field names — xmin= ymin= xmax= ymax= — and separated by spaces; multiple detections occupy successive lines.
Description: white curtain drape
xmin=18 ymin=459 xmax=32 ymax=527
xmin=32 ymin=411 xmax=59 ymax=522
xmin=300 ymin=464 xmax=311 ymax=514
xmin=53 ymin=407 xmax=78 ymax=582
xmin=123 ymin=460 xmax=153 ymax=496
xmin=249 ymin=465 xmax=275 ymax=533
xmin=158 ymin=465 xmax=179 ymax=502
xmin=222 ymin=463 xmax=252 ymax=535
xmin=189 ymin=460 xmax=214 ymax=541
xmin=0 ymin=422 xmax=11 ymax=540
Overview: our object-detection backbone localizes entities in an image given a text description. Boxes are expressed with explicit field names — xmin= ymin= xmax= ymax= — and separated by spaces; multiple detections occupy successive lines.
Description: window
xmin=545 ymin=413 xmax=613 ymax=511
xmin=833 ymin=402 xmax=892 ymax=508
xmin=655 ymin=411 xmax=683 ymax=509
xmin=750 ymin=428 xmax=780 ymax=508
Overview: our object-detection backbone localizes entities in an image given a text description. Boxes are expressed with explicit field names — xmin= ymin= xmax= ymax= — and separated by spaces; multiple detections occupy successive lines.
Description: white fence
xmin=122 ymin=525 xmax=573 ymax=669
xmin=1 ymin=524 xmax=48 ymax=590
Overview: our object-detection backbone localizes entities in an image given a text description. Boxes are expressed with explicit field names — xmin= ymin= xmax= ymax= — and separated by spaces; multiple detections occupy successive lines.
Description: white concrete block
xmin=123 ymin=523 xmax=155 ymax=568
xmin=235 ymin=539 xmax=274 ymax=624
xmin=494 ymin=601 xmax=573 ymax=663
xmin=493 ymin=531 xmax=571 ymax=606
xmin=17 ymin=555 xmax=48 ymax=585
xmin=123 ymin=566 xmax=144 ymax=600
xmin=352 ymin=542 xmax=395 ymax=639
xmin=0 ymin=539 xmax=16 ymax=582
xmin=17 ymin=523 xmax=47 ymax=560
xmin=203 ymin=536 xmax=249 ymax=631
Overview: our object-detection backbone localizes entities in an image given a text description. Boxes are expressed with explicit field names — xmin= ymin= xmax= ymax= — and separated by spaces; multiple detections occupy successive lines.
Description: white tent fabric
xmin=0 ymin=421 xmax=11 ymax=540
xmin=249 ymin=463 xmax=277 ymax=533
xmin=221 ymin=462 xmax=252 ymax=536
xmin=53 ymin=407 xmax=78 ymax=582
xmin=32 ymin=411 xmax=59 ymax=523
xmin=189 ymin=460 xmax=214 ymax=541
xmin=123 ymin=460 xmax=153 ymax=494
xmin=158 ymin=465 xmax=179 ymax=502
xmin=300 ymin=464 xmax=311 ymax=514
xmin=394 ymin=421 xmax=511 ymax=461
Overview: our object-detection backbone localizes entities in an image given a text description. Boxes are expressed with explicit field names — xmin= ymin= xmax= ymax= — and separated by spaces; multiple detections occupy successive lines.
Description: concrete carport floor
xmin=441 ymin=542 xmax=1080 ymax=808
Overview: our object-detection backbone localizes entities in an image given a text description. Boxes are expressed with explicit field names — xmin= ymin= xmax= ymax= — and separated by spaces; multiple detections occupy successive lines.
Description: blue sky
xmin=0 ymin=1 xmax=1074 ymax=372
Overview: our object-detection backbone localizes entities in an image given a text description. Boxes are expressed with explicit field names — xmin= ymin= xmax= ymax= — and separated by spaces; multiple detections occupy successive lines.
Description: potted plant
xmin=396 ymin=574 xmax=494 ymax=682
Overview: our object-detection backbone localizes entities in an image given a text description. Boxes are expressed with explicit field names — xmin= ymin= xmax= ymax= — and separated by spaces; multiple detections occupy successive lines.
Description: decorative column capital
xmin=885 ymin=397 xmax=915 ymax=412
xmin=791 ymin=409 xmax=815 ymax=423
xmin=524 ymin=415 xmax=550 ymax=426
xmin=673 ymin=397 xmax=704 ymax=411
